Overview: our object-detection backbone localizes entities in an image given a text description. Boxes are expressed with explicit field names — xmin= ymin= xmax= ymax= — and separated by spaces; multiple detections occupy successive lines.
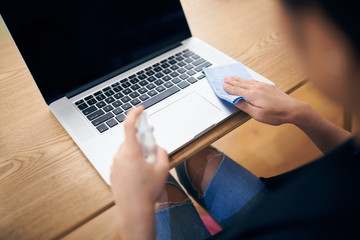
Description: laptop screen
xmin=0 ymin=0 xmax=191 ymax=104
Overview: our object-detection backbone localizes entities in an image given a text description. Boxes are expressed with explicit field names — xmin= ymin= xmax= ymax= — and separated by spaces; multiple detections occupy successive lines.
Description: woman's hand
xmin=223 ymin=76 xmax=306 ymax=125
xmin=110 ymin=106 xmax=169 ymax=240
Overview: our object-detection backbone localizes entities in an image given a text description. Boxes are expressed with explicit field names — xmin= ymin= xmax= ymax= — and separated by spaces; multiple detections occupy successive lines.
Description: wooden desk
xmin=0 ymin=0 xmax=306 ymax=239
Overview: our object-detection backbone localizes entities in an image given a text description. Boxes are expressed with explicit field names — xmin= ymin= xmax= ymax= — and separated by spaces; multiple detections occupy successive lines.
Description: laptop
xmin=0 ymin=0 xmax=271 ymax=184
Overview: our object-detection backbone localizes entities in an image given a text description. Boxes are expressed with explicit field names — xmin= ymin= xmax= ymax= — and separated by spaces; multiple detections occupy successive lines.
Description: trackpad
xmin=148 ymin=92 xmax=221 ymax=141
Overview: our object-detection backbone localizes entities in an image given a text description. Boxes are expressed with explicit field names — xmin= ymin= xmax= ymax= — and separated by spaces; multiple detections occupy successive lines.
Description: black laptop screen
xmin=0 ymin=0 xmax=191 ymax=104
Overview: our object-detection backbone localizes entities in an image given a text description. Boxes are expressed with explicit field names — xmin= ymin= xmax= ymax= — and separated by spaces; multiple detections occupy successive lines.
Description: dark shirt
xmin=213 ymin=138 xmax=360 ymax=239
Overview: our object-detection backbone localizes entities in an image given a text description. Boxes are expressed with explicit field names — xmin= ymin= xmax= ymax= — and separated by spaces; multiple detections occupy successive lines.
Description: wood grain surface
xmin=0 ymin=0 xmax=306 ymax=239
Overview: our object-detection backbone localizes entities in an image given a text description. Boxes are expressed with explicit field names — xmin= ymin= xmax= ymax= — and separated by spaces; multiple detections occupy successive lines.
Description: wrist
xmin=117 ymin=200 xmax=155 ymax=240
xmin=290 ymin=101 xmax=313 ymax=127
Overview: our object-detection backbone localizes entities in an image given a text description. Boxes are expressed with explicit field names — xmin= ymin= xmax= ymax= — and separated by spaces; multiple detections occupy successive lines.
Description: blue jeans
xmin=155 ymin=149 xmax=265 ymax=240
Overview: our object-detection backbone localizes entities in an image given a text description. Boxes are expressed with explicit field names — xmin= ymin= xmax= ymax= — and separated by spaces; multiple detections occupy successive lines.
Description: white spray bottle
xmin=136 ymin=112 xmax=157 ymax=164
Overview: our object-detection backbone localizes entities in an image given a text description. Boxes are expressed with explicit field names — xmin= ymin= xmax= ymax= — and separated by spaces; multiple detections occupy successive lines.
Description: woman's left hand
xmin=110 ymin=106 xmax=169 ymax=240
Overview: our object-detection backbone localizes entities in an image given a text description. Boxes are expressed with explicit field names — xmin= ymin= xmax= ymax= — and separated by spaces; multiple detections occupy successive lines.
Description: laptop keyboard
xmin=74 ymin=49 xmax=212 ymax=133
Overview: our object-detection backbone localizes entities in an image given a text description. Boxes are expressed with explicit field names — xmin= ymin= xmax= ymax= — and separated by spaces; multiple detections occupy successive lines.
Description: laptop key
xmin=155 ymin=80 xmax=164 ymax=86
xmin=113 ymin=108 xmax=123 ymax=115
xmin=154 ymin=67 xmax=162 ymax=72
xmin=130 ymin=92 xmax=140 ymax=98
xmin=168 ymin=60 xmax=177 ymax=65
xmin=164 ymin=82 xmax=174 ymax=88
xmin=192 ymin=58 xmax=205 ymax=66
xmin=105 ymin=90 xmax=115 ymax=96
xmin=183 ymin=51 xmax=194 ymax=58
xmin=120 ymin=78 xmax=128 ymax=83
xmin=129 ymin=74 xmax=136 ymax=79
xmin=179 ymin=74 xmax=189 ymax=80
xmin=92 ymin=112 xmax=114 ymax=126
xmin=94 ymin=91 xmax=102 ymax=96
xmin=161 ymin=63 xmax=170 ymax=68
xmin=185 ymin=58 xmax=193 ymax=63
xmin=170 ymin=65 xmax=179 ymax=70
xmin=155 ymin=72 xmax=164 ymax=78
xmin=131 ymin=98 xmax=141 ymax=106
xmin=130 ymin=78 xmax=139 ymax=84
xmin=148 ymin=76 xmax=156 ymax=82
xmin=197 ymin=74 xmax=206 ymax=80
xmin=116 ymin=114 xmax=126 ymax=123
xmin=142 ymin=86 xmax=180 ymax=109
xmin=88 ymin=109 xmax=105 ymax=121
xmin=192 ymin=54 xmax=200 ymax=60
xmin=111 ymin=82 xmax=120 ymax=87
xmin=175 ymin=56 xmax=184 ymax=61
xmin=138 ymin=88 xmax=147 ymax=94
xmin=139 ymin=94 xmax=149 ymax=101
xmin=172 ymin=78 xmax=181 ymax=84
xmin=106 ymin=118 xmax=118 ymax=128
xmin=139 ymin=80 xmax=148 ymax=86
xmin=112 ymin=100 xmax=121 ymax=108
xmin=163 ymin=76 xmax=171 ymax=82
xmin=84 ymin=95 xmax=93 ymax=101
xmin=178 ymin=81 xmax=190 ymax=89
xmin=122 ymin=88 xmax=132 ymax=95
xmin=146 ymin=83 xmax=156 ymax=90
xmin=138 ymin=74 xmax=147 ymax=80
xmin=178 ymin=61 xmax=186 ymax=67
xmin=97 ymin=124 xmax=108 ymax=133
xmin=156 ymin=86 xmax=165 ymax=92
xmin=170 ymin=72 xmax=179 ymax=77
xmin=96 ymin=101 xmax=106 ymax=108
xmin=103 ymin=86 xmax=111 ymax=92
xmin=121 ymin=96 xmax=131 ymax=103
xmin=82 ymin=105 xmax=97 ymax=115
xmin=178 ymin=68 xmax=186 ymax=74
xmin=105 ymin=97 xmax=115 ymax=104
xmin=96 ymin=94 xmax=106 ymax=101
xmin=184 ymin=64 xmax=193 ymax=70
xmin=114 ymin=93 xmax=124 ymax=99
xmin=136 ymin=70 xmax=144 ymax=75
xmin=187 ymin=70 xmax=196 ymax=76
xmin=87 ymin=98 xmax=97 ymax=106
xmin=103 ymin=105 xmax=114 ymax=112
xmin=148 ymin=90 xmax=157 ymax=97
xmin=113 ymin=86 xmax=123 ymax=92
xmin=122 ymin=82 xmax=131 ymax=88
xmin=194 ymin=62 xmax=212 ymax=72
xmin=188 ymin=77 xmax=197 ymax=84
xmin=122 ymin=103 xmax=132 ymax=111
xmin=163 ymin=69 xmax=171 ymax=74
xmin=146 ymin=70 xmax=155 ymax=76
xmin=131 ymin=84 xmax=140 ymax=91
xmin=78 ymin=103 xmax=88 ymax=110
xmin=75 ymin=99 xmax=84 ymax=105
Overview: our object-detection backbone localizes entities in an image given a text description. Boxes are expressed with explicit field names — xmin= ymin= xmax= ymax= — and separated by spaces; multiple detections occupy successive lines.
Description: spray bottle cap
xmin=137 ymin=112 xmax=153 ymax=134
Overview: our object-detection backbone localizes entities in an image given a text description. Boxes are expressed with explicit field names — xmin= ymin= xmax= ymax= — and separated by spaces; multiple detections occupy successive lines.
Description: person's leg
xmin=155 ymin=174 xmax=211 ymax=240
xmin=176 ymin=146 xmax=265 ymax=228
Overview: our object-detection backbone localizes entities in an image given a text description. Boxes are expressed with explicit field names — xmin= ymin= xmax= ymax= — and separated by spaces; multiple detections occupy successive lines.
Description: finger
xmin=223 ymin=82 xmax=248 ymax=97
xmin=235 ymin=100 xmax=260 ymax=117
xmin=225 ymin=76 xmax=257 ymax=88
xmin=154 ymin=147 xmax=170 ymax=175
xmin=123 ymin=106 xmax=144 ymax=142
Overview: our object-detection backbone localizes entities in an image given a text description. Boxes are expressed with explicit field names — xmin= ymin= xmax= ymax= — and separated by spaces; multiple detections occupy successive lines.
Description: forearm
xmin=116 ymin=201 xmax=156 ymax=240
xmin=292 ymin=102 xmax=352 ymax=153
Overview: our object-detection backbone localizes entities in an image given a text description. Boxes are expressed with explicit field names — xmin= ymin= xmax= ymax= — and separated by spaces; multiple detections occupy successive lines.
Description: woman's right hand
xmin=223 ymin=76 xmax=307 ymax=126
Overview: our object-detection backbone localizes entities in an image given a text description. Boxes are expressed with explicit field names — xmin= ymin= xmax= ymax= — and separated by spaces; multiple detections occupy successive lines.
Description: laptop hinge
xmin=65 ymin=41 xmax=183 ymax=99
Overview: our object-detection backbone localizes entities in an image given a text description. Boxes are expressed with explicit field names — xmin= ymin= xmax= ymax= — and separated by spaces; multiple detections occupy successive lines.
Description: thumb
xmin=154 ymin=146 xmax=170 ymax=175
xmin=235 ymin=100 xmax=260 ymax=117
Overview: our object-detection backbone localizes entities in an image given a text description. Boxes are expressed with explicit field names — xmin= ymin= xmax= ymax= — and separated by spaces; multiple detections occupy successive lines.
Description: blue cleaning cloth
xmin=203 ymin=62 xmax=252 ymax=104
